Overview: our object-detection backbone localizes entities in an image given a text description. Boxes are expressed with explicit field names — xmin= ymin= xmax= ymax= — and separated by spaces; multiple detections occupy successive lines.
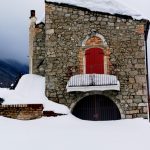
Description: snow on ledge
xmin=46 ymin=0 xmax=143 ymax=20
xmin=67 ymin=83 xmax=120 ymax=92
xmin=66 ymin=74 xmax=120 ymax=92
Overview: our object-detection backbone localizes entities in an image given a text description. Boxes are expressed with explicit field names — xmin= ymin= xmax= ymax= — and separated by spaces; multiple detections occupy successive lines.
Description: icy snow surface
xmin=0 ymin=115 xmax=150 ymax=150
xmin=46 ymin=0 xmax=142 ymax=19
xmin=0 ymin=74 xmax=69 ymax=114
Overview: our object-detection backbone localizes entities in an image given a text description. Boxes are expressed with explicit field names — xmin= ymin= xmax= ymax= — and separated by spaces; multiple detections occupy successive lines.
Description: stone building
xmin=29 ymin=0 xmax=150 ymax=121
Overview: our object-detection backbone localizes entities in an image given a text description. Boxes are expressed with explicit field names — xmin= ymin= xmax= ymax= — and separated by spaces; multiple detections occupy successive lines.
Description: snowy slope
xmin=46 ymin=0 xmax=143 ymax=19
xmin=0 ymin=115 xmax=150 ymax=150
xmin=0 ymin=74 xmax=69 ymax=114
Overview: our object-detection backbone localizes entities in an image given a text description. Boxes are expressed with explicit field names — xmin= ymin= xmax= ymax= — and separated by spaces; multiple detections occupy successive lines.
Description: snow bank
xmin=0 ymin=115 xmax=150 ymax=150
xmin=46 ymin=0 xmax=143 ymax=19
xmin=0 ymin=74 xmax=69 ymax=114
xmin=0 ymin=88 xmax=10 ymax=95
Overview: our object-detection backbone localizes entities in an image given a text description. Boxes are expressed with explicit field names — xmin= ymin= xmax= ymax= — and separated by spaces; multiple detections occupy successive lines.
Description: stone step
xmin=43 ymin=111 xmax=66 ymax=117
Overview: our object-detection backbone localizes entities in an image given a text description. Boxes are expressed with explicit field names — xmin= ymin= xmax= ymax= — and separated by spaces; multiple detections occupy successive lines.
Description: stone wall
xmin=0 ymin=104 xmax=43 ymax=120
xmin=0 ymin=104 xmax=66 ymax=120
xmin=30 ymin=23 xmax=46 ymax=76
xmin=43 ymin=2 xmax=149 ymax=119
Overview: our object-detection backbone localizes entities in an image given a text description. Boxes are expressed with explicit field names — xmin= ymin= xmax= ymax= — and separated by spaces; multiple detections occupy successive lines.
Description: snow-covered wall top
xmin=46 ymin=0 xmax=143 ymax=20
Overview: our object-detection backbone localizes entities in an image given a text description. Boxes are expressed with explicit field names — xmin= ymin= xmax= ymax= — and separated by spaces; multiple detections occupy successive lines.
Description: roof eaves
xmin=45 ymin=1 xmax=145 ymax=21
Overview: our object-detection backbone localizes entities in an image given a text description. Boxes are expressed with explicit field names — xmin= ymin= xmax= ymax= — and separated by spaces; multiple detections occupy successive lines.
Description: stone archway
xmin=72 ymin=95 xmax=121 ymax=121
xmin=82 ymin=33 xmax=108 ymax=47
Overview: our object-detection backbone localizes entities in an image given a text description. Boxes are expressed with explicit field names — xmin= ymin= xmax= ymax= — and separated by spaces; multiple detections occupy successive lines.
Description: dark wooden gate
xmin=72 ymin=95 xmax=121 ymax=121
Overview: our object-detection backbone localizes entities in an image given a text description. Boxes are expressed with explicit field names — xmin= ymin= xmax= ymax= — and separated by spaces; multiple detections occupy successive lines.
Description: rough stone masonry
xmin=29 ymin=2 xmax=150 ymax=119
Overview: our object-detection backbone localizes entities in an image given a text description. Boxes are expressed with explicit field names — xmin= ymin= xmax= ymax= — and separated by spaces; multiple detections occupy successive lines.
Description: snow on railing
xmin=67 ymin=74 xmax=118 ymax=87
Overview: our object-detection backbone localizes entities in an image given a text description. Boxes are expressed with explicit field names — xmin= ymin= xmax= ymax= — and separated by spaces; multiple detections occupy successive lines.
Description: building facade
xmin=29 ymin=1 xmax=150 ymax=120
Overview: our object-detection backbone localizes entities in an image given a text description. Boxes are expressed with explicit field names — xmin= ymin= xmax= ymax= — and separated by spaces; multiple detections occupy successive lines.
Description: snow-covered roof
xmin=46 ymin=0 xmax=142 ymax=19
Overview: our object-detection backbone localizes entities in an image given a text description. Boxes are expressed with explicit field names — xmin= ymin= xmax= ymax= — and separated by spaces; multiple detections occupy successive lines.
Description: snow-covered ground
xmin=0 ymin=75 xmax=150 ymax=150
xmin=0 ymin=74 xmax=69 ymax=114
xmin=0 ymin=115 xmax=150 ymax=150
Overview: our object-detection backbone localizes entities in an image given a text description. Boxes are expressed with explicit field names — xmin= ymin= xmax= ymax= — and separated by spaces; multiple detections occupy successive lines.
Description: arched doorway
xmin=72 ymin=95 xmax=121 ymax=121
xmin=85 ymin=48 xmax=104 ymax=74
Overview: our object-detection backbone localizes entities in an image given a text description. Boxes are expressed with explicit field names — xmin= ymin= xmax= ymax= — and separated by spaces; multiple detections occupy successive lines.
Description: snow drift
xmin=0 ymin=115 xmax=150 ymax=150
xmin=0 ymin=74 xmax=69 ymax=114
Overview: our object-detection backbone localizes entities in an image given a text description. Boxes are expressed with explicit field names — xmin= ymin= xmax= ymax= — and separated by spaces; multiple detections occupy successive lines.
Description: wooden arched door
xmin=72 ymin=95 xmax=121 ymax=121
xmin=85 ymin=48 xmax=104 ymax=74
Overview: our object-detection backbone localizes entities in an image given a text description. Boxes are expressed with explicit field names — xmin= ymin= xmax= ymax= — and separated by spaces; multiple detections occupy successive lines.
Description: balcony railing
xmin=66 ymin=74 xmax=120 ymax=92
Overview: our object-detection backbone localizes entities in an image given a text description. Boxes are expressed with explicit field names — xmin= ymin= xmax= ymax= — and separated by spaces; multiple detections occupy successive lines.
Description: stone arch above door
xmin=82 ymin=33 xmax=108 ymax=47
xmin=78 ymin=33 xmax=111 ymax=74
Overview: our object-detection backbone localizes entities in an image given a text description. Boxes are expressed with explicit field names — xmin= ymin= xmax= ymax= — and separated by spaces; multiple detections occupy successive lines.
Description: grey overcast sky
xmin=0 ymin=0 xmax=149 ymax=64
xmin=0 ymin=0 xmax=44 ymax=64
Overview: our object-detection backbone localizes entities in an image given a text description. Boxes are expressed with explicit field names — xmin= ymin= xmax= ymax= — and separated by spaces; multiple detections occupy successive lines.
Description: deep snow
xmin=0 ymin=115 xmax=150 ymax=150
xmin=0 ymin=74 xmax=150 ymax=150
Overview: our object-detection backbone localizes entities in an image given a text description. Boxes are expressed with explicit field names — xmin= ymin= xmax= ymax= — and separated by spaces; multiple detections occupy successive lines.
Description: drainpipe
xmin=144 ymin=20 xmax=150 ymax=121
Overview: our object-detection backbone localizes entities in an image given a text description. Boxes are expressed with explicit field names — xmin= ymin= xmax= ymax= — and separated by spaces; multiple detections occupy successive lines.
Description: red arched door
xmin=85 ymin=48 xmax=104 ymax=74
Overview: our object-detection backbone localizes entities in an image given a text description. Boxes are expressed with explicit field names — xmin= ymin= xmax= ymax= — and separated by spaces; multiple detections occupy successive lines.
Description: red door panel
xmin=86 ymin=48 xmax=104 ymax=74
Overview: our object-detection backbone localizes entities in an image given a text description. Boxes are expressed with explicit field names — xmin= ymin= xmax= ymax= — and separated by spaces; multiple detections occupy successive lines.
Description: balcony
xmin=66 ymin=74 xmax=120 ymax=92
